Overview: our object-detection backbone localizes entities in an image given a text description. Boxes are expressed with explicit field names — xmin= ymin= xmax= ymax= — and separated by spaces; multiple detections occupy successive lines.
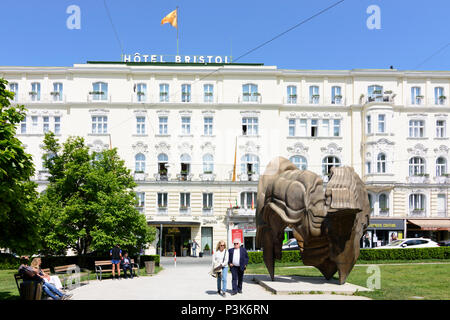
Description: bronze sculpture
xmin=256 ymin=157 xmax=370 ymax=284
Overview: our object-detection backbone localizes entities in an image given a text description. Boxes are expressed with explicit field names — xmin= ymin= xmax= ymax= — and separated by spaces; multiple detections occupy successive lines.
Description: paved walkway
xmin=69 ymin=256 xmax=370 ymax=300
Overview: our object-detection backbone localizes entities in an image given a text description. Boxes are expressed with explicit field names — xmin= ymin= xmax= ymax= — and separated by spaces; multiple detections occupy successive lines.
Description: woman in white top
xmin=212 ymin=240 xmax=229 ymax=297
xmin=30 ymin=257 xmax=64 ymax=290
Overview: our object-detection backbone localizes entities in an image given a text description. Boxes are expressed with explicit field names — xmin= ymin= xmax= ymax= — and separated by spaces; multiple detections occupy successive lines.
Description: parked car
xmin=438 ymin=240 xmax=450 ymax=247
xmin=374 ymin=238 xmax=439 ymax=249
xmin=282 ymin=238 xmax=299 ymax=251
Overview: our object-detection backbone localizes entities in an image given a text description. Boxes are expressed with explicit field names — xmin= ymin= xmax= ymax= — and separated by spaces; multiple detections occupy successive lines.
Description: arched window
xmin=322 ymin=156 xmax=341 ymax=177
xmin=158 ymin=153 xmax=168 ymax=175
xmin=241 ymin=154 xmax=259 ymax=174
xmin=409 ymin=157 xmax=425 ymax=176
xmin=135 ymin=153 xmax=145 ymax=172
xmin=377 ymin=153 xmax=386 ymax=173
xmin=368 ymin=193 xmax=374 ymax=211
xmin=379 ymin=194 xmax=388 ymax=212
xmin=242 ymin=83 xmax=259 ymax=102
xmin=92 ymin=82 xmax=108 ymax=101
xmin=180 ymin=154 xmax=191 ymax=174
xmin=203 ymin=154 xmax=214 ymax=173
xmin=289 ymin=155 xmax=307 ymax=170
xmin=409 ymin=193 xmax=426 ymax=215
xmin=368 ymin=85 xmax=383 ymax=102
xmin=436 ymin=157 xmax=447 ymax=176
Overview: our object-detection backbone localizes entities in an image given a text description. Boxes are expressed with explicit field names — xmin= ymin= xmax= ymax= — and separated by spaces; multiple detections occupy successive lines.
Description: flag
xmin=251 ymin=197 xmax=254 ymax=210
xmin=161 ymin=9 xmax=177 ymax=28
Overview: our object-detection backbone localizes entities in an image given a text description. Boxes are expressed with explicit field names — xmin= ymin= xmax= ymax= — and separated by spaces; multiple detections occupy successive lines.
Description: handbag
xmin=210 ymin=251 xmax=226 ymax=277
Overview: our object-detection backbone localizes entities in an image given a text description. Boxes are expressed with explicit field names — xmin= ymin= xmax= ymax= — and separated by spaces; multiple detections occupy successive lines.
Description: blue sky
xmin=0 ymin=0 xmax=449 ymax=70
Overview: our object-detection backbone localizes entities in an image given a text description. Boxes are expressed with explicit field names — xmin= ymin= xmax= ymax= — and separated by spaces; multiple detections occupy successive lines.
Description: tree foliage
xmin=0 ymin=78 xmax=39 ymax=254
xmin=37 ymin=133 xmax=156 ymax=255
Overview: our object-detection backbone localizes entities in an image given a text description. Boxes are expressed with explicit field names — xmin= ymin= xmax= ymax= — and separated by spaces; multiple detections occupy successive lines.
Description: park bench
xmin=14 ymin=273 xmax=43 ymax=300
xmin=95 ymin=259 xmax=140 ymax=280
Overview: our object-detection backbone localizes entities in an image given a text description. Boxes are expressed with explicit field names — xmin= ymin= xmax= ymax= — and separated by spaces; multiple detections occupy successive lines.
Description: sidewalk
xmin=69 ymin=257 xmax=370 ymax=300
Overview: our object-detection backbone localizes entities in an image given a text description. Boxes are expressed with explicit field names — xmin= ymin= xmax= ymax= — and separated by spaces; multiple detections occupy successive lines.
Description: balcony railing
xmin=157 ymin=207 xmax=168 ymax=215
xmin=409 ymin=209 xmax=426 ymax=217
xmin=407 ymin=175 xmax=429 ymax=184
xmin=435 ymin=175 xmax=450 ymax=184
xmin=179 ymin=207 xmax=191 ymax=215
xmin=199 ymin=173 xmax=216 ymax=182
xmin=154 ymin=173 xmax=169 ymax=181
xmin=177 ymin=173 xmax=193 ymax=181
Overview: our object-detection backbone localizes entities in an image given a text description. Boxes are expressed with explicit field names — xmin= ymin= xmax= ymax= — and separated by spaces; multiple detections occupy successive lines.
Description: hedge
xmin=0 ymin=253 xmax=160 ymax=271
xmin=246 ymin=247 xmax=450 ymax=264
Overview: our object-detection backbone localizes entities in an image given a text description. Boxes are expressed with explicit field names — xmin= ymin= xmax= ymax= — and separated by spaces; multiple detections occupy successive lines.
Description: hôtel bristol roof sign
xmin=122 ymin=53 xmax=232 ymax=64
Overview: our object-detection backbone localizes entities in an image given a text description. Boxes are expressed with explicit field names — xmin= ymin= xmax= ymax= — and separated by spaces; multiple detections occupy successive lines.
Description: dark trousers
xmin=230 ymin=266 xmax=244 ymax=293
xmin=123 ymin=265 xmax=133 ymax=278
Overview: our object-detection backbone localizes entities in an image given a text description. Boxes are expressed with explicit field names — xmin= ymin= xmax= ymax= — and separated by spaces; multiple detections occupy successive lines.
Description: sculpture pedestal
xmin=252 ymin=274 xmax=371 ymax=295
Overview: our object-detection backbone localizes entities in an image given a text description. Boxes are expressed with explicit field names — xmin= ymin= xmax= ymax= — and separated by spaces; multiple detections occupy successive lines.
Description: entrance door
xmin=201 ymin=227 xmax=213 ymax=255
xmin=165 ymin=234 xmax=175 ymax=256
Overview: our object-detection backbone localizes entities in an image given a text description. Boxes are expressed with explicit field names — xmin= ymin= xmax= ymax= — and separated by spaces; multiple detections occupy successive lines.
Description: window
xmin=243 ymin=84 xmax=259 ymax=102
xmin=311 ymin=119 xmax=318 ymax=137
xmin=309 ymin=85 xmax=319 ymax=104
xmin=331 ymin=86 xmax=342 ymax=104
xmin=240 ymin=192 xmax=257 ymax=209
xmin=435 ymin=87 xmax=445 ymax=105
xmin=203 ymin=193 xmax=213 ymax=210
xmin=136 ymin=116 xmax=145 ymax=135
xmin=43 ymin=116 xmax=50 ymax=133
xmin=242 ymin=117 xmax=258 ymax=136
xmin=241 ymin=154 xmax=259 ymax=175
xmin=181 ymin=116 xmax=191 ymax=135
xmin=409 ymin=157 xmax=425 ymax=176
xmin=368 ymin=85 xmax=383 ymax=102
xmin=289 ymin=119 xmax=296 ymax=136
xmin=378 ymin=114 xmax=386 ymax=133
xmin=180 ymin=193 xmax=190 ymax=208
xmin=52 ymin=83 xmax=63 ymax=101
xmin=289 ymin=155 xmax=307 ymax=170
xmin=91 ymin=116 xmax=108 ymax=134
xmin=158 ymin=154 xmax=168 ymax=179
xmin=54 ymin=116 xmax=60 ymax=134
xmin=409 ymin=120 xmax=425 ymax=138
xmin=368 ymin=194 xmax=374 ymax=212
xmin=321 ymin=119 xmax=329 ymax=137
xmin=437 ymin=194 xmax=446 ymax=216
xmin=30 ymin=82 xmax=41 ymax=101
xmin=377 ymin=153 xmax=386 ymax=173
xmin=180 ymin=154 xmax=191 ymax=177
xmin=20 ymin=117 xmax=26 ymax=134
xmin=287 ymin=85 xmax=297 ymax=104
xmin=159 ymin=83 xmax=169 ymax=102
xmin=366 ymin=115 xmax=372 ymax=134
xmin=333 ymin=119 xmax=341 ymax=137
xmin=322 ymin=156 xmax=341 ymax=177
xmin=409 ymin=194 xmax=425 ymax=211
xmin=436 ymin=120 xmax=446 ymax=138
xmin=204 ymin=117 xmax=213 ymax=135
xmin=9 ymin=83 xmax=18 ymax=101
xmin=411 ymin=87 xmax=422 ymax=105
xmin=181 ymin=84 xmax=191 ymax=102
xmin=135 ymin=153 xmax=146 ymax=173
xmin=157 ymin=192 xmax=168 ymax=208
xmin=136 ymin=83 xmax=147 ymax=102
xmin=159 ymin=116 xmax=168 ymax=134
xmin=299 ymin=119 xmax=307 ymax=136
xmin=92 ymin=82 xmax=108 ymax=101
xmin=436 ymin=157 xmax=447 ymax=176
xmin=136 ymin=192 xmax=145 ymax=212
xmin=32 ymin=116 xmax=38 ymax=132
xmin=379 ymin=194 xmax=388 ymax=211
xmin=203 ymin=154 xmax=214 ymax=173
xmin=204 ymin=84 xmax=214 ymax=103
xmin=366 ymin=161 xmax=372 ymax=174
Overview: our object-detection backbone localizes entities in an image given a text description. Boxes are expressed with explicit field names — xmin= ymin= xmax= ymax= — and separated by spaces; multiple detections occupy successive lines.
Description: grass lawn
xmin=0 ymin=266 xmax=162 ymax=300
xmin=245 ymin=261 xmax=450 ymax=300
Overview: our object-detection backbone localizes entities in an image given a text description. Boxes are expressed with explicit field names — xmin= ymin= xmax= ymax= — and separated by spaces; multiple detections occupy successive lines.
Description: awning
xmin=366 ymin=185 xmax=394 ymax=193
xmin=147 ymin=221 xmax=201 ymax=226
xmin=407 ymin=219 xmax=450 ymax=231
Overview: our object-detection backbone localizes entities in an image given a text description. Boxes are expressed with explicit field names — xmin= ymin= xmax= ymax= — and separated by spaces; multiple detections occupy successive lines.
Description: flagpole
xmin=176 ymin=6 xmax=179 ymax=56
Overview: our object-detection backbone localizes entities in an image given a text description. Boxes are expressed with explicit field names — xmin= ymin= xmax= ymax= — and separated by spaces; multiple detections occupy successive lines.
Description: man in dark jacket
xmin=228 ymin=238 xmax=249 ymax=295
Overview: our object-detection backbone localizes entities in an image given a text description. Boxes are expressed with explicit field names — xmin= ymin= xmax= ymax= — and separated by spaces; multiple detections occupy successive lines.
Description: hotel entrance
xmin=159 ymin=226 xmax=192 ymax=257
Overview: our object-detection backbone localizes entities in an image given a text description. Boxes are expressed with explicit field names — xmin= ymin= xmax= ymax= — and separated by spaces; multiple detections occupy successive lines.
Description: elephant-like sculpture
xmin=256 ymin=157 xmax=370 ymax=284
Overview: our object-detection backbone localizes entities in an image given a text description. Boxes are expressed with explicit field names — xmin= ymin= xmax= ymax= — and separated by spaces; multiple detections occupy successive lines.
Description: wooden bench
xmin=14 ymin=273 xmax=43 ymax=300
xmin=40 ymin=264 xmax=89 ymax=289
xmin=95 ymin=260 xmax=140 ymax=280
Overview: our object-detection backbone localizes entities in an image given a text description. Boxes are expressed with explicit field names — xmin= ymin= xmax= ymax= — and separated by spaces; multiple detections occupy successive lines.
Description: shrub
xmin=0 ymin=253 xmax=21 ymax=270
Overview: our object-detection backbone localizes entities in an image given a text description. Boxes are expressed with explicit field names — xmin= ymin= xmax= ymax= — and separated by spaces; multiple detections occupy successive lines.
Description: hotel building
xmin=2 ymin=60 xmax=450 ymax=255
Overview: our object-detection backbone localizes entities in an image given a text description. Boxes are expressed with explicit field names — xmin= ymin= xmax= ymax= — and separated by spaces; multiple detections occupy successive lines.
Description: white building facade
xmin=2 ymin=61 xmax=450 ymax=254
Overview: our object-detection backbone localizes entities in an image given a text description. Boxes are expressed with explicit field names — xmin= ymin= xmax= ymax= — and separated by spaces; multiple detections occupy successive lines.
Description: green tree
xmin=38 ymin=132 xmax=156 ymax=255
xmin=0 ymin=78 xmax=39 ymax=254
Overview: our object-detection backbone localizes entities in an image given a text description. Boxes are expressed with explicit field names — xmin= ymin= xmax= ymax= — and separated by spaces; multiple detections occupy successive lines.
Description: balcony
xmin=409 ymin=209 xmax=426 ymax=217
xmin=228 ymin=207 xmax=256 ymax=216
xmin=239 ymin=93 xmax=261 ymax=104
xmin=202 ymin=207 xmax=213 ymax=216
xmin=199 ymin=172 xmax=216 ymax=182
xmin=179 ymin=207 xmax=191 ymax=215
xmin=134 ymin=172 xmax=147 ymax=181
xmin=378 ymin=208 xmax=390 ymax=217
xmin=154 ymin=172 xmax=169 ymax=181
xmin=177 ymin=172 xmax=193 ymax=181
xmin=435 ymin=175 xmax=450 ymax=184
xmin=157 ymin=206 xmax=168 ymax=215
xmin=238 ymin=172 xmax=259 ymax=182
xmin=366 ymin=94 xmax=395 ymax=104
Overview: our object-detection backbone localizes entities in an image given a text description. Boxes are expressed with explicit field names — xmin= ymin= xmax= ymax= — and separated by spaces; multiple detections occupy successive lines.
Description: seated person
xmin=121 ymin=252 xmax=134 ymax=279
xmin=30 ymin=257 xmax=64 ymax=290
